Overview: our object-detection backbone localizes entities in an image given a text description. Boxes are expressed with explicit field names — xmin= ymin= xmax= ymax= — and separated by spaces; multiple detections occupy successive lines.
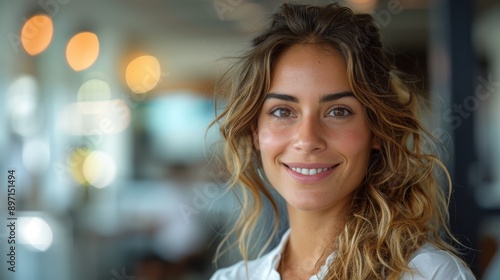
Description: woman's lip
xmin=284 ymin=162 xmax=339 ymax=169
xmin=283 ymin=163 xmax=340 ymax=185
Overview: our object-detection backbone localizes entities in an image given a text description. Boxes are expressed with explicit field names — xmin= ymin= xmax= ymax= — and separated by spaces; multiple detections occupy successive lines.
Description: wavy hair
xmin=211 ymin=3 xmax=463 ymax=279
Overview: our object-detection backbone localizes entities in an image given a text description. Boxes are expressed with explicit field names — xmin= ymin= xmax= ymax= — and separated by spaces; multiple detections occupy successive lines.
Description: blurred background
xmin=0 ymin=0 xmax=499 ymax=279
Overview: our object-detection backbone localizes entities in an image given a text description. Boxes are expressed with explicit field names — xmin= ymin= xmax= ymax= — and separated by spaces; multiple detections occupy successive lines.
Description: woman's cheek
xmin=258 ymin=126 xmax=291 ymax=150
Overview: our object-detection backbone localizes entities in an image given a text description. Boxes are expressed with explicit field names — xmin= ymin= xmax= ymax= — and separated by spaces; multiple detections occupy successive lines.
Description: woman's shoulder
xmin=402 ymin=243 xmax=476 ymax=280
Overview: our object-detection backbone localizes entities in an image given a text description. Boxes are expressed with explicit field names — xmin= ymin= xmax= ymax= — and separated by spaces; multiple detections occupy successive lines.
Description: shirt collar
xmin=270 ymin=228 xmax=291 ymax=270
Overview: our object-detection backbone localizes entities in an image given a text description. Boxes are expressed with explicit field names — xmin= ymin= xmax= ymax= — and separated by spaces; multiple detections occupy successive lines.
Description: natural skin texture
xmin=254 ymin=43 xmax=380 ymax=278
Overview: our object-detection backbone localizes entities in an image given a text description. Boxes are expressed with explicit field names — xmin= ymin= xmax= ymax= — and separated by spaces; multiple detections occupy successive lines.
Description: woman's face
xmin=255 ymin=44 xmax=379 ymax=213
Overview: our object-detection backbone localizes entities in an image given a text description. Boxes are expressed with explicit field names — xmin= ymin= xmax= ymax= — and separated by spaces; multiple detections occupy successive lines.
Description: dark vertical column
xmin=430 ymin=0 xmax=481 ymax=274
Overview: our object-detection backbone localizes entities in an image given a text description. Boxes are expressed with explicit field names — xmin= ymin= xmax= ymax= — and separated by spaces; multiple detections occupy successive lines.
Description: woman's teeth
xmin=290 ymin=167 xmax=331 ymax=175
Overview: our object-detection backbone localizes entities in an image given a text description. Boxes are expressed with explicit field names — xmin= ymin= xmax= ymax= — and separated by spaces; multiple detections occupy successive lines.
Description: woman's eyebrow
xmin=265 ymin=93 xmax=299 ymax=102
xmin=265 ymin=91 xmax=354 ymax=103
xmin=319 ymin=91 xmax=354 ymax=102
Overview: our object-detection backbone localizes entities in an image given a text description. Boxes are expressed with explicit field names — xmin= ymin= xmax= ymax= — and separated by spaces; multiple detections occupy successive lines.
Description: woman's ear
xmin=252 ymin=126 xmax=260 ymax=150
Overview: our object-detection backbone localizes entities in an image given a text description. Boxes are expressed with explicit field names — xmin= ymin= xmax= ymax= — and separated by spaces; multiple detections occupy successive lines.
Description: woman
xmin=210 ymin=3 xmax=475 ymax=279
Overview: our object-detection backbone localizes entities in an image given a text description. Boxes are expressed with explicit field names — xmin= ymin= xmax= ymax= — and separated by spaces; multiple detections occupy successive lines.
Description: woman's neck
xmin=279 ymin=206 xmax=346 ymax=278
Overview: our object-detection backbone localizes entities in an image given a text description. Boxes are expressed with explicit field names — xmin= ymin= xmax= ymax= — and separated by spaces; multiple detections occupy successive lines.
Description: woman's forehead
xmin=268 ymin=44 xmax=350 ymax=97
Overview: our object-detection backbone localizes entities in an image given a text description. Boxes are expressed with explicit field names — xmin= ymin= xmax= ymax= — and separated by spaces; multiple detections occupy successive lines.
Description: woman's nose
xmin=292 ymin=115 xmax=327 ymax=154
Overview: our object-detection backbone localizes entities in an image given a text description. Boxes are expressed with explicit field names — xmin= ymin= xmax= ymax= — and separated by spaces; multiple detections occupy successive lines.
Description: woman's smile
xmin=283 ymin=162 xmax=341 ymax=184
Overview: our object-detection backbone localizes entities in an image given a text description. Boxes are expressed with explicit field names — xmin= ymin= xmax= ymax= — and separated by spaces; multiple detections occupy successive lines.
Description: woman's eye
xmin=327 ymin=107 xmax=352 ymax=118
xmin=271 ymin=108 xmax=294 ymax=118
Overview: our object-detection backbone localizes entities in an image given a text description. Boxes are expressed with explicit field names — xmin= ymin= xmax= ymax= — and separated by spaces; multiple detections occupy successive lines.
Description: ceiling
xmin=0 ymin=0 xmax=497 ymax=86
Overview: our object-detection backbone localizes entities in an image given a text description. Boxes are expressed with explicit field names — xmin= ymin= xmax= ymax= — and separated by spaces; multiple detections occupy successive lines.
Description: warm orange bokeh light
xmin=21 ymin=15 xmax=53 ymax=55
xmin=125 ymin=55 xmax=161 ymax=94
xmin=66 ymin=32 xmax=100 ymax=71
xmin=348 ymin=0 xmax=378 ymax=11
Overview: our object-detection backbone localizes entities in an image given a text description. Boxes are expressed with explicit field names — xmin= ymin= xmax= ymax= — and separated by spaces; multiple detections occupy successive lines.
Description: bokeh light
xmin=125 ymin=55 xmax=161 ymax=94
xmin=60 ymin=99 xmax=131 ymax=135
xmin=82 ymin=151 xmax=116 ymax=188
xmin=19 ymin=217 xmax=54 ymax=252
xmin=77 ymin=79 xmax=111 ymax=102
xmin=21 ymin=14 xmax=53 ymax=55
xmin=68 ymin=147 xmax=92 ymax=185
xmin=347 ymin=0 xmax=378 ymax=11
xmin=5 ymin=75 xmax=41 ymax=137
xmin=66 ymin=32 xmax=100 ymax=71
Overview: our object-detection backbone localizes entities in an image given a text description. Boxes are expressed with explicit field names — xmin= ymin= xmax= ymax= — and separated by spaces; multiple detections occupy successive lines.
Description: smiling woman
xmin=210 ymin=3 xmax=475 ymax=280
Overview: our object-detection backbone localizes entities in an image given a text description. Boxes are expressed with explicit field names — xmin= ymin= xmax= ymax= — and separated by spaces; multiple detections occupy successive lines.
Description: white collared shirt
xmin=210 ymin=229 xmax=476 ymax=280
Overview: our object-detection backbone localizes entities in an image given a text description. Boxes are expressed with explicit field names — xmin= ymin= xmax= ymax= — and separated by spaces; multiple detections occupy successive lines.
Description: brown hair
xmin=212 ymin=3 xmax=463 ymax=279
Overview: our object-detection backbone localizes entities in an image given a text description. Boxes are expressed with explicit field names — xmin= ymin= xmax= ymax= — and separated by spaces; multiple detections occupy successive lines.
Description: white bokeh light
xmin=19 ymin=217 xmax=53 ymax=252
xmin=82 ymin=151 xmax=116 ymax=188
xmin=59 ymin=99 xmax=131 ymax=135
xmin=6 ymin=75 xmax=41 ymax=137
xmin=77 ymin=79 xmax=111 ymax=102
